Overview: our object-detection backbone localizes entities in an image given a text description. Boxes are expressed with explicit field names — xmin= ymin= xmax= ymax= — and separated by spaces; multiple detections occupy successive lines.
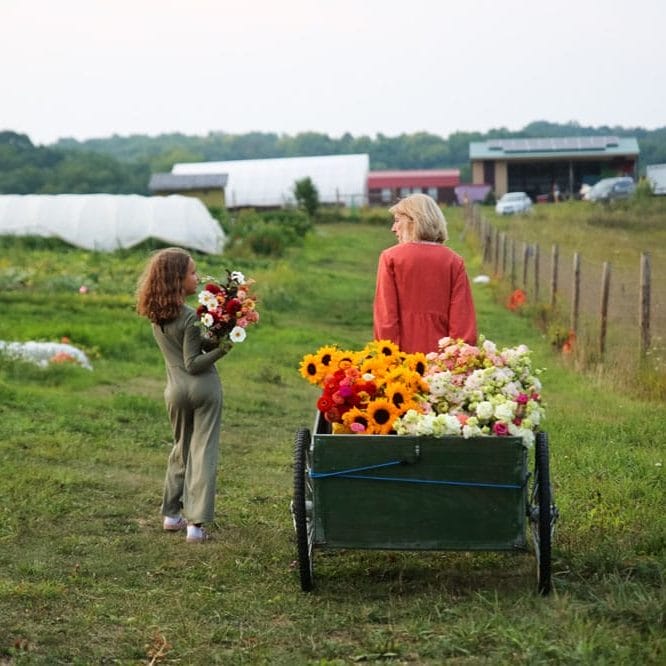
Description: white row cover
xmin=172 ymin=153 xmax=369 ymax=208
xmin=0 ymin=194 xmax=226 ymax=254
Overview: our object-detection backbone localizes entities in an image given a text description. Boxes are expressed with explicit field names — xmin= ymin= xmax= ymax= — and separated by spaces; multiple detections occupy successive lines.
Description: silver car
xmin=495 ymin=192 xmax=533 ymax=215
xmin=588 ymin=177 xmax=636 ymax=203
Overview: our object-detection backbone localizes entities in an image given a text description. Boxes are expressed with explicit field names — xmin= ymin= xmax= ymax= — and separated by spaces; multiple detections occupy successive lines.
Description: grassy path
xmin=0 ymin=219 xmax=664 ymax=664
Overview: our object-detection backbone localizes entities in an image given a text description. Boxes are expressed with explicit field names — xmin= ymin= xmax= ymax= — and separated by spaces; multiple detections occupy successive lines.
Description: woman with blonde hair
xmin=373 ymin=193 xmax=477 ymax=353
xmin=136 ymin=247 xmax=232 ymax=543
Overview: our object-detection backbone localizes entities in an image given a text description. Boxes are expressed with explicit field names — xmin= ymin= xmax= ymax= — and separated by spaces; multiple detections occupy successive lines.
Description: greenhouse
xmin=172 ymin=153 xmax=369 ymax=208
xmin=0 ymin=194 xmax=226 ymax=254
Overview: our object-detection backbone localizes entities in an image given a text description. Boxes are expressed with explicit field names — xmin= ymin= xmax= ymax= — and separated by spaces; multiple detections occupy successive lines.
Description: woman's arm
xmin=448 ymin=261 xmax=478 ymax=345
xmin=373 ymin=252 xmax=400 ymax=344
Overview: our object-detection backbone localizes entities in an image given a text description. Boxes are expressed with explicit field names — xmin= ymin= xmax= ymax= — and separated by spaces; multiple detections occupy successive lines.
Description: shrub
xmin=293 ymin=177 xmax=319 ymax=217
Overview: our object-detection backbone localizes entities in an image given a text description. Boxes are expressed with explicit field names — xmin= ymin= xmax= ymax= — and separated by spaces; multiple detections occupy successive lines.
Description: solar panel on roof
xmin=485 ymin=136 xmax=621 ymax=153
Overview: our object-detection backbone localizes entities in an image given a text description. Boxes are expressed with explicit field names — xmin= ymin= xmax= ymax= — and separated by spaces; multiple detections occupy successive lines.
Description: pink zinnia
xmin=493 ymin=422 xmax=510 ymax=436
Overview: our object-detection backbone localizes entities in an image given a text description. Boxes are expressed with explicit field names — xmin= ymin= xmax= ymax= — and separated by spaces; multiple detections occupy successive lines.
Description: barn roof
xmin=172 ymin=154 xmax=369 ymax=208
xmin=470 ymin=136 xmax=640 ymax=160
xmin=149 ymin=173 xmax=228 ymax=191
xmin=368 ymin=169 xmax=460 ymax=189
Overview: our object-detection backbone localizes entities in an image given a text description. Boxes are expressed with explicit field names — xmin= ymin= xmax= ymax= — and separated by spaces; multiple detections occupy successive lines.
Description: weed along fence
xmin=464 ymin=205 xmax=665 ymax=370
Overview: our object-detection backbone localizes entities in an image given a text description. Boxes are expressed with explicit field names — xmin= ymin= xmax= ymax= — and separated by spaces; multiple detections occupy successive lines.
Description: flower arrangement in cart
xmin=196 ymin=270 xmax=259 ymax=344
xmin=299 ymin=336 xmax=545 ymax=447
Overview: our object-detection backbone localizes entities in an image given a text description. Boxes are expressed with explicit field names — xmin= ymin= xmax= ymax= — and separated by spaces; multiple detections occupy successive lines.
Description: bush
xmin=223 ymin=208 xmax=311 ymax=257
xmin=293 ymin=177 xmax=319 ymax=217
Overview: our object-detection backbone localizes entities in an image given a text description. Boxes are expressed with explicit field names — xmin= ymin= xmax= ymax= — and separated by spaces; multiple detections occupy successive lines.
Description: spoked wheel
xmin=292 ymin=427 xmax=314 ymax=591
xmin=529 ymin=431 xmax=557 ymax=595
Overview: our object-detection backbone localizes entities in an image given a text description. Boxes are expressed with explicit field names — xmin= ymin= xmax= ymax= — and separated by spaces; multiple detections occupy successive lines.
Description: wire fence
xmin=465 ymin=204 xmax=666 ymax=373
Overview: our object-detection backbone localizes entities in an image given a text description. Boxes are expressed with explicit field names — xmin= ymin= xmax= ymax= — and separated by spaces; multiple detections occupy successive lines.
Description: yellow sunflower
xmin=384 ymin=381 xmax=416 ymax=412
xmin=363 ymin=339 xmax=401 ymax=360
xmin=404 ymin=352 xmax=428 ymax=377
xmin=315 ymin=345 xmax=342 ymax=370
xmin=342 ymin=407 xmax=370 ymax=434
xmin=365 ymin=398 xmax=401 ymax=435
xmin=359 ymin=355 xmax=390 ymax=380
xmin=299 ymin=353 xmax=327 ymax=385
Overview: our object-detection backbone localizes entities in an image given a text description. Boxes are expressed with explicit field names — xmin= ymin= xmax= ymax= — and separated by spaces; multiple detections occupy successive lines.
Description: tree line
xmin=1 ymin=121 xmax=665 ymax=195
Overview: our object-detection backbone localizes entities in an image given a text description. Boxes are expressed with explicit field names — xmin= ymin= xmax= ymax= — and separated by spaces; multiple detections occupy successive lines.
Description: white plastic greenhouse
xmin=172 ymin=154 xmax=369 ymax=208
xmin=0 ymin=194 xmax=226 ymax=254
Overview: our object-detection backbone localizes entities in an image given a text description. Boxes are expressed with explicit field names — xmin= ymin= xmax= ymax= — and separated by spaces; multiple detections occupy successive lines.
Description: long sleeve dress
xmin=152 ymin=304 xmax=226 ymax=524
xmin=373 ymin=241 xmax=477 ymax=353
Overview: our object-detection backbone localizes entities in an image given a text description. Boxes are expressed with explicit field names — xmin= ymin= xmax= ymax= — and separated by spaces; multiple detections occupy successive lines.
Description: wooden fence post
xmin=571 ymin=252 xmax=580 ymax=335
xmin=510 ymin=239 xmax=517 ymax=290
xmin=599 ymin=262 xmax=611 ymax=358
xmin=533 ymin=243 xmax=540 ymax=302
xmin=501 ymin=233 xmax=507 ymax=278
xmin=640 ymin=252 xmax=651 ymax=356
xmin=482 ymin=221 xmax=492 ymax=264
xmin=493 ymin=227 xmax=500 ymax=276
xmin=522 ymin=242 xmax=530 ymax=289
xmin=550 ymin=244 xmax=559 ymax=308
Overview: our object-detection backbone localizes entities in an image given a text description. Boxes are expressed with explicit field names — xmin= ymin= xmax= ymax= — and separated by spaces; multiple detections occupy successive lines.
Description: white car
xmin=495 ymin=192 xmax=533 ymax=215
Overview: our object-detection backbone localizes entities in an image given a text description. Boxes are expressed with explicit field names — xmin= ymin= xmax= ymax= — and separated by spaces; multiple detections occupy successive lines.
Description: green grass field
xmin=0 ymin=213 xmax=664 ymax=664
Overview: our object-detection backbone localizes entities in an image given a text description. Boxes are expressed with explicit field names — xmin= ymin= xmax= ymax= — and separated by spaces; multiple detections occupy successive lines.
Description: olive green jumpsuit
xmin=153 ymin=305 xmax=225 ymax=524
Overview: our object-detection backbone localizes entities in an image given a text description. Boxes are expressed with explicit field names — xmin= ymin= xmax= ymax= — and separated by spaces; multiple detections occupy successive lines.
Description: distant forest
xmin=1 ymin=121 xmax=665 ymax=195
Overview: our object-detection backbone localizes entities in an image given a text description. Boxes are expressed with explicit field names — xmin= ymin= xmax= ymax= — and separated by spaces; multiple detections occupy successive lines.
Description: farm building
xmin=0 ymin=194 xmax=225 ymax=254
xmin=454 ymin=184 xmax=492 ymax=205
xmin=469 ymin=136 xmax=640 ymax=200
xmin=367 ymin=170 xmax=460 ymax=205
xmin=148 ymin=173 xmax=228 ymax=208
xmin=172 ymin=154 xmax=369 ymax=209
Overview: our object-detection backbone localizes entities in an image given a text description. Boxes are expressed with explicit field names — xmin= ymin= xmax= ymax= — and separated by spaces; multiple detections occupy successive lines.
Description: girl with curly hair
xmin=137 ymin=247 xmax=232 ymax=543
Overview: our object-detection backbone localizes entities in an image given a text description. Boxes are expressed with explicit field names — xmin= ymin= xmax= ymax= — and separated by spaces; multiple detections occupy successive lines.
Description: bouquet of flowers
xmin=196 ymin=270 xmax=259 ymax=344
xmin=299 ymin=339 xmax=430 ymax=435
xmin=299 ymin=336 xmax=545 ymax=446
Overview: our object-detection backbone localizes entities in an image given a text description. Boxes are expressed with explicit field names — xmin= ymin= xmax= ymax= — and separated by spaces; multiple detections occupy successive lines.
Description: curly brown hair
xmin=136 ymin=248 xmax=192 ymax=324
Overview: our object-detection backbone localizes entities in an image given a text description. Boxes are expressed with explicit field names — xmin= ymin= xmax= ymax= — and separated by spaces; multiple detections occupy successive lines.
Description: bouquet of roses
xmin=196 ymin=270 xmax=259 ymax=344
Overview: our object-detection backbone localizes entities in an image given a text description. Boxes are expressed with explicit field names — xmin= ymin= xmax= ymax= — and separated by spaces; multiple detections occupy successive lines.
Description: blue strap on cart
xmin=310 ymin=460 xmax=524 ymax=490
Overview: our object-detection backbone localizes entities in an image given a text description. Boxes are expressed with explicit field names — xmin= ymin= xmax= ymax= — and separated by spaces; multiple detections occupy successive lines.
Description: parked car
xmin=495 ymin=192 xmax=533 ymax=215
xmin=587 ymin=177 xmax=636 ymax=203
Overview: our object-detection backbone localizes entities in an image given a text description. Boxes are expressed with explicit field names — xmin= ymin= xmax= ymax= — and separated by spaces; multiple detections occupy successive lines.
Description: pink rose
xmin=493 ymin=422 xmax=509 ymax=436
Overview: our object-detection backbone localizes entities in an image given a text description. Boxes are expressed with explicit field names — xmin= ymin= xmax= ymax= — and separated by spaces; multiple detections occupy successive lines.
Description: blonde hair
xmin=136 ymin=247 xmax=192 ymax=324
xmin=389 ymin=193 xmax=448 ymax=243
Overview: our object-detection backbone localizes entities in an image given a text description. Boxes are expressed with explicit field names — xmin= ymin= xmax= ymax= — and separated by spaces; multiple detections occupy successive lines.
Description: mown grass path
xmin=0 ymin=218 xmax=664 ymax=664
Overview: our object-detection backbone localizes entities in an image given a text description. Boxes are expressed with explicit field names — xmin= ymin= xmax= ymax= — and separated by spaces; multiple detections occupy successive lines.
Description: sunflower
xmin=299 ymin=353 xmax=326 ymax=385
xmin=365 ymin=398 xmax=400 ymax=435
xmin=363 ymin=339 xmax=400 ymax=360
xmin=384 ymin=381 xmax=415 ymax=412
xmin=404 ymin=351 xmax=428 ymax=377
xmin=359 ymin=355 xmax=390 ymax=380
xmin=342 ymin=407 xmax=370 ymax=434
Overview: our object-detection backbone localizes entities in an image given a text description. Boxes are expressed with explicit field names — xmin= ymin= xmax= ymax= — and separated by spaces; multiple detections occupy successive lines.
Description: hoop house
xmin=0 ymin=194 xmax=226 ymax=254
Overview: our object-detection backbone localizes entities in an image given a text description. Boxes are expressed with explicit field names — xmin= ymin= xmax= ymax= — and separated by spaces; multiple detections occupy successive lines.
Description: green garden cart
xmin=292 ymin=413 xmax=558 ymax=595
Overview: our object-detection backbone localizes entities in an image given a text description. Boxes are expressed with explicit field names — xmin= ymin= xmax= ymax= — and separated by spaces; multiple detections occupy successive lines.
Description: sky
xmin=1 ymin=0 xmax=664 ymax=146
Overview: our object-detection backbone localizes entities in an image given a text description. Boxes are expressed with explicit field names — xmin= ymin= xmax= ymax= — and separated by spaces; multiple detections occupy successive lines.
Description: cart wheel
xmin=292 ymin=427 xmax=314 ymax=591
xmin=530 ymin=432 xmax=555 ymax=595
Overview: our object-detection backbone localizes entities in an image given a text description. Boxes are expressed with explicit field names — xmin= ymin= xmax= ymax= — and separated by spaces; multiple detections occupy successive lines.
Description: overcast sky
xmin=2 ymin=0 xmax=663 ymax=146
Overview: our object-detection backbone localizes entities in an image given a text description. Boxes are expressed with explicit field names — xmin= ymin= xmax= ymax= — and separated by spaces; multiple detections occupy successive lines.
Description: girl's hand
xmin=219 ymin=339 xmax=234 ymax=356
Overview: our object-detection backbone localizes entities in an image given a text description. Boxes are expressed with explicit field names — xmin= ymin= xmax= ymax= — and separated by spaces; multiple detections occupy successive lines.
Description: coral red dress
xmin=373 ymin=241 xmax=477 ymax=353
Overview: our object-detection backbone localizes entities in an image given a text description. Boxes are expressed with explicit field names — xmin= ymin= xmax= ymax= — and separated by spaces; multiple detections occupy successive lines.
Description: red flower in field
xmin=507 ymin=289 xmax=527 ymax=311
xmin=562 ymin=330 xmax=576 ymax=354
xmin=205 ymin=283 xmax=222 ymax=294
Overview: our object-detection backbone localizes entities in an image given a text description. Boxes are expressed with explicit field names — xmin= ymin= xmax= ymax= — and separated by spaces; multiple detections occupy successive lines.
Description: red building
xmin=367 ymin=169 xmax=460 ymax=205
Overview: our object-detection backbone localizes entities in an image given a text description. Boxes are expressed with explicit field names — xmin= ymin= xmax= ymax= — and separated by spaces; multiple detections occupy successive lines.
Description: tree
xmin=294 ymin=177 xmax=319 ymax=217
